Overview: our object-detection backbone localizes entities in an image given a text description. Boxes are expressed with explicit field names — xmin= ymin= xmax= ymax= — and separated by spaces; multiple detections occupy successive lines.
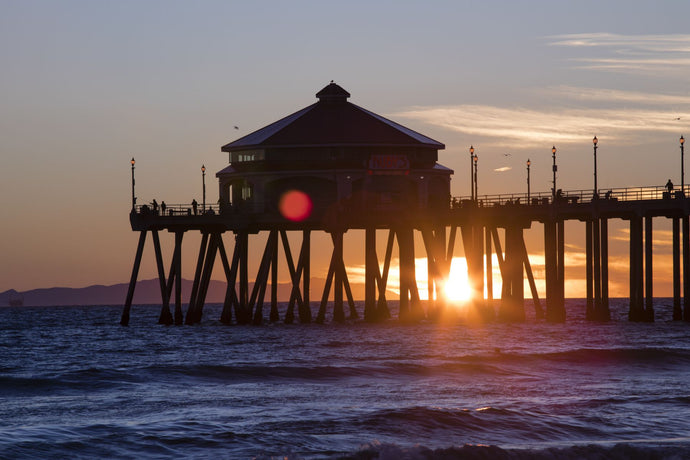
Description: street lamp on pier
xmin=469 ymin=145 xmax=475 ymax=200
xmin=552 ymin=146 xmax=557 ymax=201
xmin=593 ymin=136 xmax=598 ymax=198
xmin=201 ymin=164 xmax=206 ymax=211
xmin=681 ymin=135 xmax=685 ymax=193
xmin=473 ymin=153 xmax=478 ymax=200
xmin=526 ymin=158 xmax=531 ymax=202
xmin=131 ymin=157 xmax=136 ymax=210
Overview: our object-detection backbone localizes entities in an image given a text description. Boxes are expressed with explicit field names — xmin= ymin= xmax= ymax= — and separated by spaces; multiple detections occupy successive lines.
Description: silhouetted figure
xmin=667 ymin=179 xmax=674 ymax=192
xmin=152 ymin=199 xmax=159 ymax=214
xmin=605 ymin=190 xmax=612 ymax=200
xmin=161 ymin=201 xmax=166 ymax=216
xmin=192 ymin=199 xmax=198 ymax=215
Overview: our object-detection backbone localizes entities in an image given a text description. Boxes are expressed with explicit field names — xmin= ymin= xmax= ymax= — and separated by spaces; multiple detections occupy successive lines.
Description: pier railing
xmin=452 ymin=185 xmax=687 ymax=208
xmin=132 ymin=202 xmax=221 ymax=216
xmin=131 ymin=185 xmax=687 ymax=218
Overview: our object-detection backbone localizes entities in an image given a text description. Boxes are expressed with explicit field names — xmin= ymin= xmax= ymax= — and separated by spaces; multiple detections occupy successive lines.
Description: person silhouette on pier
xmin=667 ymin=179 xmax=674 ymax=193
xmin=161 ymin=201 xmax=166 ymax=216
xmin=192 ymin=199 xmax=198 ymax=215
xmin=152 ymin=199 xmax=159 ymax=215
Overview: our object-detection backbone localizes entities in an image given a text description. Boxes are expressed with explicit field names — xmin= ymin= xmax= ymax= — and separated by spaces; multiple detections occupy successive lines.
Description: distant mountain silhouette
xmin=0 ymin=278 xmax=379 ymax=307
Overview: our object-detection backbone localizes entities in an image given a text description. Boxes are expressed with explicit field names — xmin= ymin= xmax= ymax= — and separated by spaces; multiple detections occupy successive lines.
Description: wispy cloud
xmin=494 ymin=166 xmax=512 ymax=172
xmin=541 ymin=85 xmax=690 ymax=106
xmin=548 ymin=33 xmax=690 ymax=75
xmin=394 ymin=104 xmax=690 ymax=147
xmin=549 ymin=33 xmax=690 ymax=52
xmin=393 ymin=33 xmax=690 ymax=147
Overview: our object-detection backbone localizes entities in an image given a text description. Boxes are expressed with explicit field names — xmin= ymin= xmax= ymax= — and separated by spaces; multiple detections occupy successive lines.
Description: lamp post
xmin=681 ymin=135 xmax=685 ymax=193
xmin=551 ymin=146 xmax=557 ymax=201
xmin=469 ymin=145 xmax=475 ymax=200
xmin=130 ymin=157 xmax=136 ymax=210
xmin=593 ymin=136 xmax=598 ymax=198
xmin=472 ymin=155 xmax=479 ymax=200
xmin=201 ymin=164 xmax=206 ymax=212
xmin=526 ymin=158 xmax=531 ymax=202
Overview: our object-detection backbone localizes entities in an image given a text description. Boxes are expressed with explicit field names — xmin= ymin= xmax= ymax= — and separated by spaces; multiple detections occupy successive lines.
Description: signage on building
xmin=368 ymin=154 xmax=410 ymax=171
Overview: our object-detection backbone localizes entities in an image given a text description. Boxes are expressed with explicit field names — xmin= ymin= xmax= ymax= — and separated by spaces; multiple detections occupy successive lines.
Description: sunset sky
xmin=3 ymin=1 xmax=690 ymax=298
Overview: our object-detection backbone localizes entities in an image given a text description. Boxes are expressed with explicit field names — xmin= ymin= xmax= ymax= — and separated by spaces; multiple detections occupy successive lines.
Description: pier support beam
xmin=152 ymin=230 xmax=173 ymax=325
xmin=316 ymin=231 xmax=355 ymax=323
xmin=682 ymin=216 xmax=690 ymax=321
xmin=462 ymin=224 xmax=490 ymax=320
xmin=600 ymin=219 xmax=610 ymax=320
xmin=673 ymin=218 xmax=682 ymax=320
xmin=644 ymin=216 xmax=655 ymax=321
xmin=120 ymin=231 xmax=147 ymax=326
xmin=544 ymin=219 xmax=565 ymax=322
xmin=499 ymin=226 xmax=525 ymax=321
xmin=629 ymin=216 xmax=645 ymax=321
xmin=282 ymin=230 xmax=311 ymax=324
xmin=219 ymin=234 xmax=240 ymax=324
xmin=585 ymin=218 xmax=610 ymax=321
xmin=398 ymin=227 xmax=422 ymax=321
xmin=270 ymin=230 xmax=279 ymax=322
xmin=364 ymin=227 xmax=378 ymax=321
xmin=485 ymin=226 xmax=494 ymax=308
xmin=421 ymin=225 xmax=450 ymax=320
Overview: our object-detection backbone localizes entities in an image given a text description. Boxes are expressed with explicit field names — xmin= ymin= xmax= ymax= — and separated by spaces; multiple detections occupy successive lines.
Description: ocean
xmin=2 ymin=299 xmax=690 ymax=459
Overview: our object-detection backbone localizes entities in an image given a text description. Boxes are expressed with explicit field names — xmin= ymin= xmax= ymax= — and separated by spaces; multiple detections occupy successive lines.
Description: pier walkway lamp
xmin=527 ymin=158 xmax=531 ymax=202
xmin=681 ymin=135 xmax=685 ymax=193
xmin=593 ymin=136 xmax=598 ymax=198
xmin=473 ymin=153 xmax=478 ymax=201
xmin=131 ymin=157 xmax=136 ymax=210
xmin=552 ymin=146 xmax=557 ymax=201
xmin=201 ymin=164 xmax=206 ymax=212
xmin=469 ymin=145 xmax=475 ymax=200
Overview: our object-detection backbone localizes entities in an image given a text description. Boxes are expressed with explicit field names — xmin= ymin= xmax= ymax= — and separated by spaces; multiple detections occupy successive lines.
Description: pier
xmin=121 ymin=83 xmax=690 ymax=325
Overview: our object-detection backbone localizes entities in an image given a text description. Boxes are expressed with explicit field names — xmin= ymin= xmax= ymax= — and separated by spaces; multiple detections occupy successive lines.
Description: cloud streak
xmin=541 ymin=85 xmax=690 ymax=106
xmin=395 ymin=104 xmax=690 ymax=147
xmin=393 ymin=33 xmax=690 ymax=147
xmin=548 ymin=33 xmax=690 ymax=75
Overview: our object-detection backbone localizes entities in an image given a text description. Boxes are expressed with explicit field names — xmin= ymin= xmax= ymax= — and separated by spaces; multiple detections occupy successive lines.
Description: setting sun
xmin=444 ymin=258 xmax=472 ymax=301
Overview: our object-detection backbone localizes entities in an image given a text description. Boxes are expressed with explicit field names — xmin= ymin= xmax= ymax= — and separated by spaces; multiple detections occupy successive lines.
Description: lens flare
xmin=279 ymin=190 xmax=313 ymax=222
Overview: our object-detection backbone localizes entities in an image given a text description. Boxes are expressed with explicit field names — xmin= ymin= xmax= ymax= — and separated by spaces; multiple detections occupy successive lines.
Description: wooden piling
xmin=645 ymin=216 xmax=654 ymax=321
xmin=673 ymin=217 xmax=682 ymax=320
xmin=683 ymin=216 xmax=690 ymax=321
xmin=629 ymin=215 xmax=645 ymax=321
xmin=120 ymin=231 xmax=147 ymax=326
xmin=544 ymin=220 xmax=565 ymax=322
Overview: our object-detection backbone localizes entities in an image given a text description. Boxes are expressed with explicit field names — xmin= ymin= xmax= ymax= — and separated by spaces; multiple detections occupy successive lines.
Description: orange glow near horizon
xmin=443 ymin=258 xmax=472 ymax=301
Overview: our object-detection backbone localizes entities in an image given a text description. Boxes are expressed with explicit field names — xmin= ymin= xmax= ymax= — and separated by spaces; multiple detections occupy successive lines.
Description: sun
xmin=443 ymin=258 xmax=472 ymax=302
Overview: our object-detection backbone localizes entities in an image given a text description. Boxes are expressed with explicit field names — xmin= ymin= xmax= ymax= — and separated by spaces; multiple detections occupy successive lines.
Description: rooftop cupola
xmin=316 ymin=81 xmax=350 ymax=103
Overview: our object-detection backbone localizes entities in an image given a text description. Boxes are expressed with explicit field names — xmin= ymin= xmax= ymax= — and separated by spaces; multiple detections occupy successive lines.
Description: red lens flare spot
xmin=279 ymin=190 xmax=313 ymax=222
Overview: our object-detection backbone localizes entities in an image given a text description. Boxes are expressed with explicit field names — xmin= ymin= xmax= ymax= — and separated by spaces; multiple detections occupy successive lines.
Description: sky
xmin=2 ymin=0 xmax=690 ymax=298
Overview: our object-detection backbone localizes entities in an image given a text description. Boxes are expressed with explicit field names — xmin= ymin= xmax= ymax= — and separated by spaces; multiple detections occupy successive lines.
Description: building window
xmin=242 ymin=184 xmax=253 ymax=200
xmin=232 ymin=150 xmax=265 ymax=163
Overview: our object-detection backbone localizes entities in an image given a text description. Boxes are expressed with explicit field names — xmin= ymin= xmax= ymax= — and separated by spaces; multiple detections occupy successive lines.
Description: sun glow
xmin=444 ymin=258 xmax=472 ymax=302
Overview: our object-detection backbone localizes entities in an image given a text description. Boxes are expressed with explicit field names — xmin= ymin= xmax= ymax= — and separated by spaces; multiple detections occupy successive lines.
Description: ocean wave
xmin=342 ymin=441 xmax=690 ymax=460
xmin=347 ymin=406 xmax=607 ymax=443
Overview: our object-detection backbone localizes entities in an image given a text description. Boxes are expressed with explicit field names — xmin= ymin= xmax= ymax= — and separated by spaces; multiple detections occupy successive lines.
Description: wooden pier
xmin=120 ymin=83 xmax=690 ymax=325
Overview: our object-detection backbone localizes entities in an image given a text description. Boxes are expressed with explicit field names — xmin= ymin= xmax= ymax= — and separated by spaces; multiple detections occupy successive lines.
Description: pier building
xmin=121 ymin=83 xmax=690 ymax=325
